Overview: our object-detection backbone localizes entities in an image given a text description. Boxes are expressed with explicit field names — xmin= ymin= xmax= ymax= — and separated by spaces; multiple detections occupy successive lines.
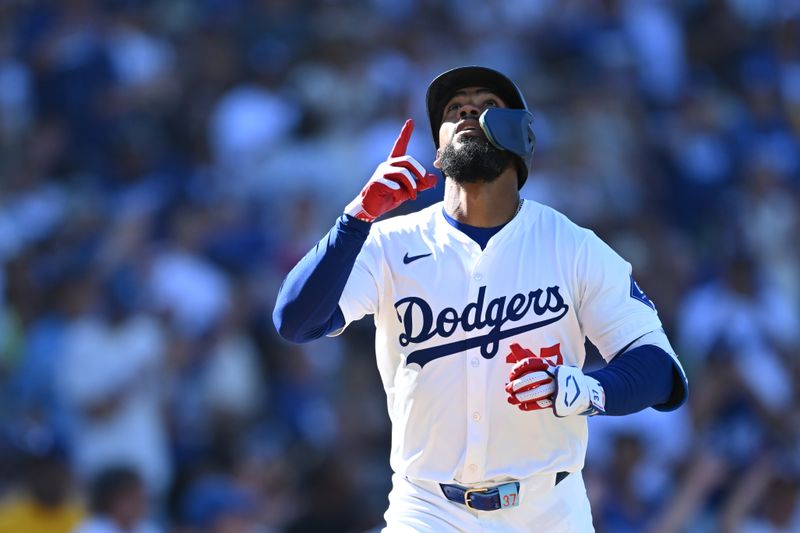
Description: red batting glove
xmin=505 ymin=343 xmax=557 ymax=411
xmin=345 ymin=119 xmax=438 ymax=222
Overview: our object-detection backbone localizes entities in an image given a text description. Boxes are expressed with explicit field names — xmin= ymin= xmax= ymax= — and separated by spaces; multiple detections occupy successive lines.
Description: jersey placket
xmin=460 ymin=245 xmax=491 ymax=484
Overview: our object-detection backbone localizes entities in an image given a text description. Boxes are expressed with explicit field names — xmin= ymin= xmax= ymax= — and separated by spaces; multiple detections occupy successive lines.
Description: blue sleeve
xmin=587 ymin=344 xmax=683 ymax=416
xmin=273 ymin=215 xmax=371 ymax=343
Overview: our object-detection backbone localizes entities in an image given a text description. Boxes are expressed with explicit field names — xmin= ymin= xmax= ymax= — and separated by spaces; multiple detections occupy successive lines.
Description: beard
xmin=438 ymin=134 xmax=512 ymax=184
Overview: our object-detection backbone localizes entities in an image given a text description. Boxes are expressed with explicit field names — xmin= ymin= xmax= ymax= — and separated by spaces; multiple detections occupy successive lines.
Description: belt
xmin=439 ymin=471 xmax=570 ymax=512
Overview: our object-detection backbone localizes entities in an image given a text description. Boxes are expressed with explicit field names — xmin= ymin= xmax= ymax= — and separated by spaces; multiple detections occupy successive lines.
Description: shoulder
xmin=369 ymin=202 xmax=442 ymax=239
xmin=523 ymin=200 xmax=595 ymax=245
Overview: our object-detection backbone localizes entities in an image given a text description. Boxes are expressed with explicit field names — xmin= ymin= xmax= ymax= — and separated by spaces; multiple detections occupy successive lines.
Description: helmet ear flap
xmin=479 ymin=108 xmax=536 ymax=189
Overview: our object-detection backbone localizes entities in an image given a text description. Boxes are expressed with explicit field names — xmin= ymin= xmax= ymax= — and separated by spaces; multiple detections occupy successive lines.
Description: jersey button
xmin=471 ymin=358 xmax=479 ymax=368
xmin=472 ymin=412 xmax=481 ymax=421
xmin=468 ymin=464 xmax=478 ymax=472
xmin=473 ymin=273 xmax=483 ymax=281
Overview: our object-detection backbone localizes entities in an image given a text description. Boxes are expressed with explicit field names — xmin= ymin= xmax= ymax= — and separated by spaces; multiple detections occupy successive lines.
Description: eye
xmin=484 ymin=99 xmax=498 ymax=108
xmin=447 ymin=102 xmax=461 ymax=112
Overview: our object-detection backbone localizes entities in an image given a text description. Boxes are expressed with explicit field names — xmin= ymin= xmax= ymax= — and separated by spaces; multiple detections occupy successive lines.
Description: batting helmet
xmin=426 ymin=66 xmax=536 ymax=188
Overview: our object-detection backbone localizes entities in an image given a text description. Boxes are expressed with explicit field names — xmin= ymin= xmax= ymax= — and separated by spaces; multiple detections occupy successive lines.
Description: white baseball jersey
xmin=337 ymin=200 xmax=667 ymax=485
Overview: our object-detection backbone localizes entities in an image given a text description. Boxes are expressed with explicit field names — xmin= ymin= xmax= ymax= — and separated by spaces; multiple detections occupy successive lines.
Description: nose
xmin=459 ymin=104 xmax=480 ymax=118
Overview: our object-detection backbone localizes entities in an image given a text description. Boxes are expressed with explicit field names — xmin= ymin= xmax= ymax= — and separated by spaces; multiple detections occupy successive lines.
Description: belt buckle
xmin=464 ymin=487 xmax=490 ymax=510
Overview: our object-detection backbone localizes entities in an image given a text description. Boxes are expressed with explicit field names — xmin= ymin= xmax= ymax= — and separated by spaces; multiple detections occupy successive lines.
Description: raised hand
xmin=345 ymin=119 xmax=438 ymax=222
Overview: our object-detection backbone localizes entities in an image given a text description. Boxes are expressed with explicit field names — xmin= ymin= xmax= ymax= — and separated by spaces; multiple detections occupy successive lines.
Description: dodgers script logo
xmin=394 ymin=286 xmax=569 ymax=368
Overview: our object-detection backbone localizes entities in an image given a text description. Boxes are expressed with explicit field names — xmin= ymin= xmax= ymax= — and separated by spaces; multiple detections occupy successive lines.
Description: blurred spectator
xmin=72 ymin=466 xmax=159 ymax=533
xmin=0 ymin=452 xmax=83 ymax=533
xmin=719 ymin=454 xmax=800 ymax=532
xmin=737 ymin=152 xmax=800 ymax=303
xmin=284 ymin=457 xmax=365 ymax=533
xmin=147 ymin=206 xmax=231 ymax=338
xmin=209 ymin=77 xmax=301 ymax=198
xmin=622 ymin=0 xmax=687 ymax=105
xmin=595 ymin=433 xmax=649 ymax=533
xmin=57 ymin=278 xmax=170 ymax=497
xmin=201 ymin=285 xmax=264 ymax=435
xmin=678 ymin=254 xmax=798 ymax=412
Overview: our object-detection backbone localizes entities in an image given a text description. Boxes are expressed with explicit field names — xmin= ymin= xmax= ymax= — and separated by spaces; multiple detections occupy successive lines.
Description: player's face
xmin=434 ymin=87 xmax=512 ymax=183
xmin=436 ymin=87 xmax=507 ymax=151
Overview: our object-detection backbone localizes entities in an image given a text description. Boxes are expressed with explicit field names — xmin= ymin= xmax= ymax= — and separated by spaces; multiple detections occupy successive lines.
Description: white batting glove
xmin=344 ymin=119 xmax=437 ymax=222
xmin=505 ymin=343 xmax=605 ymax=417
xmin=551 ymin=366 xmax=605 ymax=417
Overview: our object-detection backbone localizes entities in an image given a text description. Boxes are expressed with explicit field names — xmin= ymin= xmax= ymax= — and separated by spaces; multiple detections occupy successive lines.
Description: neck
xmin=443 ymin=168 xmax=520 ymax=227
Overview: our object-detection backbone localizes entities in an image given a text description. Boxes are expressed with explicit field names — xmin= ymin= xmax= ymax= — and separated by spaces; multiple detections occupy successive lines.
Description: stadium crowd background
xmin=0 ymin=0 xmax=798 ymax=531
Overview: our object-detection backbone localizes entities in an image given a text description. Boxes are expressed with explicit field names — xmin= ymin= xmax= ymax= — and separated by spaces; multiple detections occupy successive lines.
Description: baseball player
xmin=274 ymin=66 xmax=688 ymax=532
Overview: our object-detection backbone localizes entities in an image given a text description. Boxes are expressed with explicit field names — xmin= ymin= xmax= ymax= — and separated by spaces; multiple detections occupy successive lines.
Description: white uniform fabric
xmin=337 ymin=200 xmax=675 ymax=521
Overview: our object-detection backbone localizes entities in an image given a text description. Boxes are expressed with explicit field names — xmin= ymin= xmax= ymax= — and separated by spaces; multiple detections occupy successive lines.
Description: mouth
xmin=456 ymin=118 xmax=481 ymax=134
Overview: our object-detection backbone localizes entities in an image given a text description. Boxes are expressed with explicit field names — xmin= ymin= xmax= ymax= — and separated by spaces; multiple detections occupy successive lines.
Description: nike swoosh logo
xmin=403 ymin=252 xmax=432 ymax=264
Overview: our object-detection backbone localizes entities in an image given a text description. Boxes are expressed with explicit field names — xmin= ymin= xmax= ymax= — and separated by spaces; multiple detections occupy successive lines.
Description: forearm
xmin=273 ymin=215 xmax=370 ymax=342
xmin=588 ymin=344 xmax=675 ymax=415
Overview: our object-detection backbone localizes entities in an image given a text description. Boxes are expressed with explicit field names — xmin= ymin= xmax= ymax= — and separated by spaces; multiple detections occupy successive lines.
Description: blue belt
xmin=439 ymin=471 xmax=570 ymax=511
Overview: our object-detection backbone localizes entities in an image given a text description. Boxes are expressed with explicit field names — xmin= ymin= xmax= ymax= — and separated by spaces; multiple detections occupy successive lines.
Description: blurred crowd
xmin=0 ymin=0 xmax=798 ymax=531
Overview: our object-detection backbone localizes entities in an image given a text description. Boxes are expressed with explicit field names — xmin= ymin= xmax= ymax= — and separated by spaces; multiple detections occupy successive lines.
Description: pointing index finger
xmin=390 ymin=119 xmax=414 ymax=158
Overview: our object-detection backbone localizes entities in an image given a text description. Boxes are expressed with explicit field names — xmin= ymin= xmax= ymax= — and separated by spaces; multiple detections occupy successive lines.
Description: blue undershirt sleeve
xmin=587 ymin=344 xmax=676 ymax=416
xmin=273 ymin=215 xmax=371 ymax=343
